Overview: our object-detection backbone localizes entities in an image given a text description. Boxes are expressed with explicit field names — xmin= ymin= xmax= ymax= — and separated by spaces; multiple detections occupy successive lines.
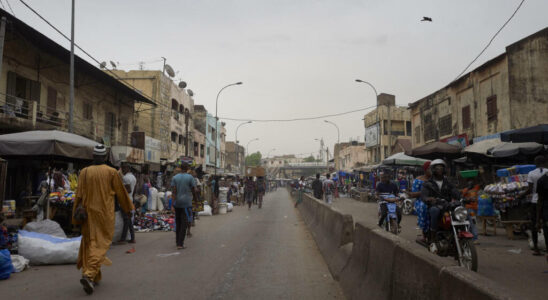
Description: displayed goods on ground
xmin=133 ymin=212 xmax=175 ymax=232
xmin=483 ymin=165 xmax=532 ymax=211
xmin=18 ymin=230 xmax=81 ymax=265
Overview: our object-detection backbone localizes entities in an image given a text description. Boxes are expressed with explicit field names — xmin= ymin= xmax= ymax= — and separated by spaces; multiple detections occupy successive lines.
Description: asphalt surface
xmin=1 ymin=189 xmax=344 ymax=300
xmin=331 ymin=196 xmax=548 ymax=300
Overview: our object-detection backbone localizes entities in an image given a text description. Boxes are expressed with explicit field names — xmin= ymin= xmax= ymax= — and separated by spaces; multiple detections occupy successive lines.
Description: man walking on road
xmin=245 ymin=177 xmax=255 ymax=210
xmin=323 ymin=173 xmax=335 ymax=204
xmin=72 ymin=144 xmax=134 ymax=295
xmin=171 ymin=163 xmax=197 ymax=250
xmin=119 ymin=162 xmax=136 ymax=244
xmin=527 ymin=155 xmax=548 ymax=256
xmin=312 ymin=173 xmax=323 ymax=200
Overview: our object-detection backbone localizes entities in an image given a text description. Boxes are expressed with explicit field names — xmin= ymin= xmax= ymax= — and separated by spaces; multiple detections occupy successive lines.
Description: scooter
xmin=378 ymin=193 xmax=399 ymax=235
xmin=417 ymin=199 xmax=478 ymax=272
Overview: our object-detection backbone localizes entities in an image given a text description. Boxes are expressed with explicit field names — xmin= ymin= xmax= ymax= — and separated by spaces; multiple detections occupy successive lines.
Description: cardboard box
xmin=245 ymin=167 xmax=266 ymax=177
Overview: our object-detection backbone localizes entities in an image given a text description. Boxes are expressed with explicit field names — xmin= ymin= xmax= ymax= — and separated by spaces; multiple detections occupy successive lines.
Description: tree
xmin=245 ymin=151 xmax=262 ymax=166
xmin=303 ymin=155 xmax=316 ymax=162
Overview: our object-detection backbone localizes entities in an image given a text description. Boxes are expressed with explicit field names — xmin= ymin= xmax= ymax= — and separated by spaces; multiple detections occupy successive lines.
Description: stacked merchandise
xmin=482 ymin=165 xmax=534 ymax=211
xmin=133 ymin=212 xmax=175 ymax=232
xmin=2 ymin=200 xmax=16 ymax=218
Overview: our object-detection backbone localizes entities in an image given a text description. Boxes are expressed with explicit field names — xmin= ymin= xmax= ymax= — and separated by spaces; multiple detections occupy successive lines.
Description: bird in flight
xmin=421 ymin=17 xmax=433 ymax=22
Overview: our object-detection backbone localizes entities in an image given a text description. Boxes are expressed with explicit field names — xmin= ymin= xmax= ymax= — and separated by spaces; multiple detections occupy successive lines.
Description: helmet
xmin=430 ymin=159 xmax=447 ymax=168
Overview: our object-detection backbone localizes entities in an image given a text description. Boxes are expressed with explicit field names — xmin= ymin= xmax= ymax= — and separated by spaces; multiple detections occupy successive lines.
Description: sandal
xmin=532 ymin=249 xmax=542 ymax=256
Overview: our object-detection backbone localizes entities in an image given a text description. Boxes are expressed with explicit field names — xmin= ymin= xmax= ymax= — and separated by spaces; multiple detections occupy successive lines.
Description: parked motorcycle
xmin=417 ymin=199 xmax=478 ymax=272
xmin=378 ymin=193 xmax=399 ymax=235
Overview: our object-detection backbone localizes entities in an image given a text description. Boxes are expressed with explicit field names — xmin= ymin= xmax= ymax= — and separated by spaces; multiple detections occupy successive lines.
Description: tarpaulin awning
xmin=0 ymin=130 xmax=97 ymax=160
xmin=500 ymin=124 xmax=548 ymax=145
xmin=464 ymin=138 xmax=503 ymax=156
xmin=406 ymin=141 xmax=462 ymax=159
xmin=382 ymin=152 xmax=428 ymax=166
xmin=487 ymin=142 xmax=546 ymax=158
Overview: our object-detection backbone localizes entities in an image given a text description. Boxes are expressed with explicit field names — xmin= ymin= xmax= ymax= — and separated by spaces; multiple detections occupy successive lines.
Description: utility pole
xmin=68 ymin=0 xmax=75 ymax=133
xmin=0 ymin=17 xmax=7 ymax=83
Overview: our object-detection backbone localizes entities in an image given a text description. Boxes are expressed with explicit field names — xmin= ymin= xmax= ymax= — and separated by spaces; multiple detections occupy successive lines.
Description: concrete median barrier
xmin=440 ymin=266 xmax=511 ymax=300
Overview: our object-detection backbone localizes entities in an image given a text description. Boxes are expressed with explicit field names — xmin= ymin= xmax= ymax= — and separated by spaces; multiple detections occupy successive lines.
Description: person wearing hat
xmin=408 ymin=161 xmax=432 ymax=241
xmin=420 ymin=159 xmax=461 ymax=240
xmin=72 ymin=144 xmax=134 ymax=294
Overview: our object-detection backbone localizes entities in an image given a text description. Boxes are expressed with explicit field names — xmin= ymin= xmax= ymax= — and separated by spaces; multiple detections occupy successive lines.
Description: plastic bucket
xmin=219 ymin=203 xmax=228 ymax=214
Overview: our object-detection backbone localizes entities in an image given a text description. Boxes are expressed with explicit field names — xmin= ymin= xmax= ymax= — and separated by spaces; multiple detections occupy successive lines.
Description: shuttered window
xmin=439 ymin=114 xmax=452 ymax=136
xmin=487 ymin=95 xmax=497 ymax=121
xmin=462 ymin=105 xmax=471 ymax=129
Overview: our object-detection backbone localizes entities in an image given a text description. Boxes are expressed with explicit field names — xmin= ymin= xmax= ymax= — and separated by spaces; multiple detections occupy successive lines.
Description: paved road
xmin=330 ymin=196 xmax=548 ymax=300
xmin=1 ymin=189 xmax=344 ymax=300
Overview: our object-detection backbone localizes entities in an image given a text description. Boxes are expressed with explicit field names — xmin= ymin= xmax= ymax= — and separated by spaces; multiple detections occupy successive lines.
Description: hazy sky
xmin=6 ymin=0 xmax=548 ymax=158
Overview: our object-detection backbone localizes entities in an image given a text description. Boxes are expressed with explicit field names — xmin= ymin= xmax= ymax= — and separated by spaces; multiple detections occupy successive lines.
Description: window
xmin=406 ymin=121 xmax=412 ymax=136
xmin=462 ymin=105 xmax=471 ymax=129
xmin=83 ymin=102 xmax=93 ymax=120
xmin=486 ymin=95 xmax=497 ymax=121
xmin=439 ymin=114 xmax=452 ymax=136
xmin=47 ymin=87 xmax=57 ymax=116
xmin=179 ymin=104 xmax=184 ymax=114
xmin=423 ymin=114 xmax=434 ymax=141
xmin=178 ymin=135 xmax=183 ymax=145
xmin=105 ymin=112 xmax=116 ymax=140
xmin=194 ymin=142 xmax=199 ymax=156
xmin=171 ymin=132 xmax=177 ymax=143
xmin=171 ymin=99 xmax=178 ymax=111
xmin=414 ymin=126 xmax=420 ymax=144
xmin=6 ymin=71 xmax=40 ymax=118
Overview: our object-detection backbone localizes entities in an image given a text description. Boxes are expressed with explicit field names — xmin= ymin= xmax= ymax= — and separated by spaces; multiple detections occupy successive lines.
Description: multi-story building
xmin=220 ymin=123 xmax=227 ymax=170
xmin=111 ymin=70 xmax=194 ymax=162
xmin=409 ymin=27 xmax=548 ymax=147
xmin=336 ymin=142 xmax=366 ymax=171
xmin=363 ymin=93 xmax=412 ymax=164
xmin=225 ymin=141 xmax=245 ymax=175
xmin=0 ymin=9 xmax=153 ymax=145
xmin=194 ymin=105 xmax=223 ymax=172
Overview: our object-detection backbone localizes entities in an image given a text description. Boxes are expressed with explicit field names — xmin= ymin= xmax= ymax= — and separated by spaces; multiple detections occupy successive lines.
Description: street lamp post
xmin=355 ymin=79 xmax=381 ymax=163
xmin=215 ymin=82 xmax=242 ymax=176
xmin=324 ymin=120 xmax=340 ymax=144
xmin=235 ymin=121 xmax=252 ymax=144
xmin=245 ymin=138 xmax=259 ymax=169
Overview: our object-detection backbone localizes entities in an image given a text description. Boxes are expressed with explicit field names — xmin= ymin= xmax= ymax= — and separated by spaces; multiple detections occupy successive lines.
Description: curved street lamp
xmin=235 ymin=121 xmax=252 ymax=144
xmin=214 ymin=82 xmax=243 ymax=176
xmin=355 ymin=79 xmax=381 ymax=162
xmin=324 ymin=120 xmax=340 ymax=144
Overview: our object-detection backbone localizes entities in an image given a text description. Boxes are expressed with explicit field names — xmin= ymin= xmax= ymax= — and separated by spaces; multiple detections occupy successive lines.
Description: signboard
xmin=441 ymin=134 xmax=469 ymax=148
xmin=111 ymin=146 xmax=144 ymax=165
xmin=144 ymin=136 xmax=161 ymax=163
xmin=473 ymin=133 xmax=500 ymax=144
xmin=364 ymin=123 xmax=379 ymax=148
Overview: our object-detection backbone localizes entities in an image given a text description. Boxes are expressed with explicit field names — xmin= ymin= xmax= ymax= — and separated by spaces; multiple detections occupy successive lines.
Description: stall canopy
xmin=487 ymin=142 xmax=545 ymax=158
xmin=0 ymin=130 xmax=97 ymax=160
xmin=406 ymin=141 xmax=462 ymax=159
xmin=464 ymin=138 xmax=503 ymax=156
xmin=382 ymin=152 xmax=428 ymax=166
xmin=500 ymin=124 xmax=548 ymax=145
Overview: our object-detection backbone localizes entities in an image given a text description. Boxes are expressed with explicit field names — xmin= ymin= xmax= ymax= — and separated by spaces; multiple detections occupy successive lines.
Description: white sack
xmin=23 ymin=219 xmax=66 ymax=238
xmin=18 ymin=230 xmax=81 ymax=265
xmin=112 ymin=211 xmax=124 ymax=242
xmin=149 ymin=187 xmax=158 ymax=211
xmin=198 ymin=205 xmax=212 ymax=216
xmin=227 ymin=203 xmax=233 ymax=212
xmin=527 ymin=230 xmax=546 ymax=251
xmin=10 ymin=255 xmax=29 ymax=272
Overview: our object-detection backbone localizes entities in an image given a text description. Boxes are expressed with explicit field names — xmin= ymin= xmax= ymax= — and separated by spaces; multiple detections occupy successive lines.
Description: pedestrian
xmin=257 ymin=176 xmax=266 ymax=208
xmin=294 ymin=176 xmax=305 ymax=207
xmin=527 ymin=155 xmax=548 ymax=256
xmin=408 ymin=161 xmax=432 ymax=242
xmin=170 ymin=163 xmax=197 ymax=250
xmin=535 ymin=170 xmax=548 ymax=261
xmin=117 ymin=162 xmax=137 ymax=244
xmin=244 ymin=177 xmax=255 ymax=210
xmin=312 ymin=173 xmax=323 ymax=200
xmin=72 ymin=144 xmax=134 ymax=295
xmin=323 ymin=173 xmax=335 ymax=204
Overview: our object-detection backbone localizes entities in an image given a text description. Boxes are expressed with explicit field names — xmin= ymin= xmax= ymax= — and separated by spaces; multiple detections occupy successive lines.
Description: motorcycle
xmin=399 ymin=192 xmax=415 ymax=215
xmin=417 ymin=199 xmax=478 ymax=272
xmin=378 ymin=193 xmax=399 ymax=235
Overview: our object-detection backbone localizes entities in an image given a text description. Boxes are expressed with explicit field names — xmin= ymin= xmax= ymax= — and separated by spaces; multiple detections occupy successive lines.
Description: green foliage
xmin=303 ymin=155 xmax=316 ymax=162
xmin=245 ymin=151 xmax=262 ymax=166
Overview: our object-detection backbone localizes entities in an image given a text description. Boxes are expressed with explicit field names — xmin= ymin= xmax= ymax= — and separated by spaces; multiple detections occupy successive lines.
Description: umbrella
xmin=464 ymin=138 xmax=503 ymax=156
xmin=487 ymin=142 xmax=545 ymax=158
xmin=382 ymin=152 xmax=428 ymax=166
xmin=500 ymin=124 xmax=548 ymax=144
xmin=406 ymin=141 xmax=462 ymax=159
xmin=0 ymin=130 xmax=97 ymax=160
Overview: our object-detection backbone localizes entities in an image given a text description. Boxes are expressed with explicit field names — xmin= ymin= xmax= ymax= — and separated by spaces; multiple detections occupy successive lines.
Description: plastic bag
xmin=23 ymin=219 xmax=67 ymax=238
xmin=149 ymin=187 xmax=158 ymax=211
xmin=198 ymin=205 xmax=212 ymax=216
xmin=0 ymin=249 xmax=14 ymax=279
xmin=227 ymin=203 xmax=233 ymax=212
xmin=112 ymin=211 xmax=124 ymax=242
xmin=10 ymin=255 xmax=29 ymax=272
xmin=17 ymin=231 xmax=81 ymax=265
xmin=527 ymin=229 xmax=546 ymax=251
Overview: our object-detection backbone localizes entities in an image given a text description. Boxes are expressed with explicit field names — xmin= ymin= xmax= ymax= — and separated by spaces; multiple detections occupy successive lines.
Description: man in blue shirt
xmin=376 ymin=171 xmax=402 ymax=227
xmin=170 ymin=163 xmax=197 ymax=249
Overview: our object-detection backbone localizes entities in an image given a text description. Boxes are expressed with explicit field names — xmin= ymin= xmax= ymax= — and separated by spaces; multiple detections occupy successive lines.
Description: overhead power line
xmin=219 ymin=105 xmax=377 ymax=122
xmin=453 ymin=0 xmax=525 ymax=82
xmin=5 ymin=0 xmax=15 ymax=16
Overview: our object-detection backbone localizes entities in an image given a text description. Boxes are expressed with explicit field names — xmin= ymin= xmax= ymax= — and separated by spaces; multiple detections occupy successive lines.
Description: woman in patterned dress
xmin=408 ymin=161 xmax=432 ymax=240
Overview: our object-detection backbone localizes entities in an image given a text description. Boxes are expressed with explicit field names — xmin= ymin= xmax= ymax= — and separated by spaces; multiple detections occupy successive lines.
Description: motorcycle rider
xmin=376 ymin=171 xmax=402 ymax=227
xmin=420 ymin=159 xmax=461 ymax=240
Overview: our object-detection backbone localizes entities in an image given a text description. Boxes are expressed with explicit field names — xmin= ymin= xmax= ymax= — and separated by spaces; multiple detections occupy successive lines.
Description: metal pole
xmin=356 ymin=80 xmax=379 ymax=162
xmin=325 ymin=120 xmax=340 ymax=144
xmin=215 ymin=82 xmax=242 ymax=176
xmin=235 ymin=120 xmax=252 ymax=144
xmin=0 ymin=18 xmax=6 ymax=93
xmin=68 ymin=0 xmax=75 ymax=133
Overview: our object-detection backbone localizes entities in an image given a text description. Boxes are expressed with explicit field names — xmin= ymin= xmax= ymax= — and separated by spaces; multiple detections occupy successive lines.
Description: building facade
xmin=194 ymin=105 xmax=223 ymax=172
xmin=363 ymin=93 xmax=412 ymax=164
xmin=410 ymin=27 xmax=548 ymax=147
xmin=193 ymin=128 xmax=206 ymax=166
xmin=0 ymin=10 xmax=152 ymax=145
xmin=225 ymin=141 xmax=245 ymax=174
xmin=337 ymin=143 xmax=366 ymax=171
xmin=111 ymin=70 xmax=194 ymax=162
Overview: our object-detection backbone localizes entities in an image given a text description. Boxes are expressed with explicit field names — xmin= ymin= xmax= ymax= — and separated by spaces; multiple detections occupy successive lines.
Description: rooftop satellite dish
xmin=164 ymin=64 xmax=175 ymax=77
xmin=99 ymin=61 xmax=107 ymax=69
xmin=178 ymin=81 xmax=187 ymax=89
xmin=110 ymin=61 xmax=117 ymax=69
xmin=187 ymin=89 xmax=194 ymax=97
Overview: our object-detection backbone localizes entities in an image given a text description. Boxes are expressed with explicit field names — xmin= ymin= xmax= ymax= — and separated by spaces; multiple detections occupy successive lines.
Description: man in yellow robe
xmin=72 ymin=144 xmax=134 ymax=294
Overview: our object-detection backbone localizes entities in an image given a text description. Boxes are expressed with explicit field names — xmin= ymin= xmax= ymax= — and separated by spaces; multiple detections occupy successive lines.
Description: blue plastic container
xmin=515 ymin=165 xmax=536 ymax=175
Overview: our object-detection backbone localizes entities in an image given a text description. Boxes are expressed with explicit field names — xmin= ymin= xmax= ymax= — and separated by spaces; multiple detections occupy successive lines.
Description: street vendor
xmin=462 ymin=177 xmax=481 ymax=242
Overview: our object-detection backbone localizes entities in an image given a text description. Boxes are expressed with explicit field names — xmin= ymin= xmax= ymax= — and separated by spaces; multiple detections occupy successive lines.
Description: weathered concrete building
xmin=337 ymin=142 xmax=366 ymax=172
xmin=363 ymin=93 xmax=412 ymax=163
xmin=225 ymin=141 xmax=245 ymax=175
xmin=0 ymin=9 xmax=153 ymax=145
xmin=111 ymin=70 xmax=194 ymax=162
xmin=410 ymin=27 xmax=548 ymax=147
xmin=193 ymin=128 xmax=205 ymax=166
xmin=193 ymin=105 xmax=223 ymax=172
